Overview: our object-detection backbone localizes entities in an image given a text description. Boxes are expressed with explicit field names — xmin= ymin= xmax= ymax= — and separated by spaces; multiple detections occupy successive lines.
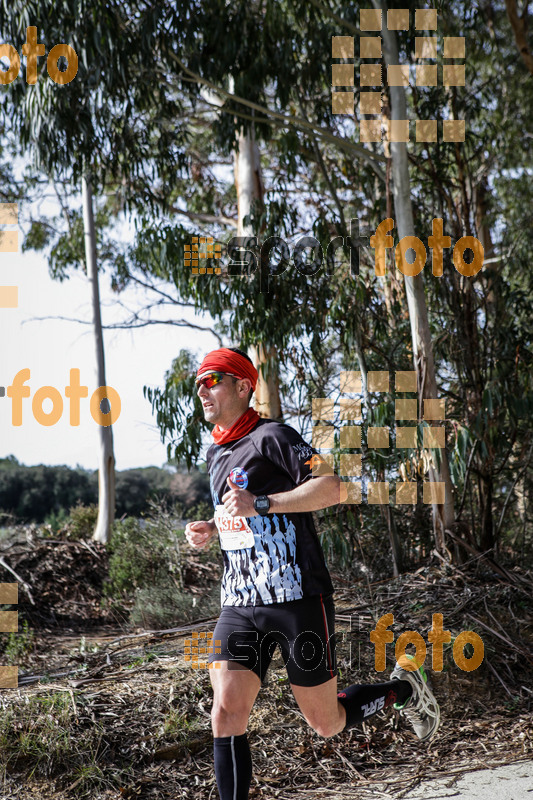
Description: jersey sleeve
xmin=259 ymin=423 xmax=334 ymax=485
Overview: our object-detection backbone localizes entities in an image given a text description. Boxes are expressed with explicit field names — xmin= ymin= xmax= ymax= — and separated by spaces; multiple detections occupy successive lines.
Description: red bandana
xmin=196 ymin=347 xmax=259 ymax=391
xmin=212 ymin=406 xmax=260 ymax=445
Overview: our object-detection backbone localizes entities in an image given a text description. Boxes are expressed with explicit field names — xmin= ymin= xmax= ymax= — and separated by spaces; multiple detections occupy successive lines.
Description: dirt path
xmin=405 ymin=759 xmax=533 ymax=799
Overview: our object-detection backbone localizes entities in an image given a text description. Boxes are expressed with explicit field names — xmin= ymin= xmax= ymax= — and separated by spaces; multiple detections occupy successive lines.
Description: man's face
xmin=197 ymin=372 xmax=247 ymax=427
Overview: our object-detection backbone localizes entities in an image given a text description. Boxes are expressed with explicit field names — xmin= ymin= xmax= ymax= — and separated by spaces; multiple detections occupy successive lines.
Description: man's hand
xmin=222 ymin=477 xmax=257 ymax=517
xmin=185 ymin=519 xmax=217 ymax=549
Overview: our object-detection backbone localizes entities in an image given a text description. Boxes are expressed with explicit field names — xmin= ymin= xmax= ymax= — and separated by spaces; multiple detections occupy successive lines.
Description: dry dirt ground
xmin=406 ymin=759 xmax=533 ymax=799
xmin=0 ymin=533 xmax=532 ymax=799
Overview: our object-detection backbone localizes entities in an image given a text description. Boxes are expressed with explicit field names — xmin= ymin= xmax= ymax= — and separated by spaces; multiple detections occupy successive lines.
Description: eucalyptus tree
xmin=202 ymin=80 xmax=283 ymax=418
xmin=405 ymin=0 xmax=533 ymax=556
xmin=0 ymin=0 xmax=187 ymax=542
xmin=291 ymin=0 xmax=533 ymax=561
xmin=358 ymin=0 xmax=455 ymax=552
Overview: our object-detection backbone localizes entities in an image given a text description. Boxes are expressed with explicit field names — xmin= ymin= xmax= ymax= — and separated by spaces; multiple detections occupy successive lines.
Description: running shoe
xmin=390 ymin=654 xmax=440 ymax=741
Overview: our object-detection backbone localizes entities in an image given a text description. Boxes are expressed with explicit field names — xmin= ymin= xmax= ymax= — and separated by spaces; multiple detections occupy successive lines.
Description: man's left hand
xmin=222 ymin=477 xmax=257 ymax=517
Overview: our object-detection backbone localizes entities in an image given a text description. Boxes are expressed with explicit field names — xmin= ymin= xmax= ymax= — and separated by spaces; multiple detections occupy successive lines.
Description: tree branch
xmin=495 ymin=438 xmax=533 ymax=540
xmin=167 ymin=204 xmax=237 ymax=229
xmin=305 ymin=0 xmax=360 ymax=35
xmin=168 ymin=54 xmax=387 ymax=177
xmin=21 ymin=314 xmax=223 ymax=343
xmin=123 ymin=275 xmax=189 ymax=304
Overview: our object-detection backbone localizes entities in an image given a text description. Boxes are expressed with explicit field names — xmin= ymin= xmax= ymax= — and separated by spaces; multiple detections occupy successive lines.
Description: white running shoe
xmin=390 ymin=654 xmax=441 ymax=742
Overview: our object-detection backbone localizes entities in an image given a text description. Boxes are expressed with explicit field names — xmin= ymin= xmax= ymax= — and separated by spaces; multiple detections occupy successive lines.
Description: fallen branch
xmin=0 ymin=556 xmax=36 ymax=605
xmin=467 ymin=613 xmax=533 ymax=666
xmin=102 ymin=617 xmax=220 ymax=653
xmin=484 ymin=656 xmax=515 ymax=698
xmin=444 ymin=529 xmax=528 ymax=587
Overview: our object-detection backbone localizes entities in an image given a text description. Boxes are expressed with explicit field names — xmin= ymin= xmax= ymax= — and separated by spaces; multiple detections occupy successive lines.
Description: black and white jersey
xmin=206 ymin=418 xmax=335 ymax=607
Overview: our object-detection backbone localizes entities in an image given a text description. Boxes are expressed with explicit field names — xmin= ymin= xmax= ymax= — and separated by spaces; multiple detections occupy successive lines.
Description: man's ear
xmin=237 ymin=378 xmax=252 ymax=398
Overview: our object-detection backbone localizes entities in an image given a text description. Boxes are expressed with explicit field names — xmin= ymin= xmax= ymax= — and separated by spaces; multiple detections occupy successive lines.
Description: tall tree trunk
xmin=377 ymin=2 xmax=456 ymax=554
xmin=234 ymin=127 xmax=264 ymax=240
xmin=378 ymin=466 xmax=403 ymax=574
xmin=201 ymin=83 xmax=282 ymax=419
xmin=82 ymin=174 xmax=116 ymax=544
xmin=248 ymin=342 xmax=282 ymax=419
xmin=233 ymin=124 xmax=282 ymax=419
xmin=478 ymin=472 xmax=494 ymax=552
xmin=473 ymin=180 xmax=498 ymax=553
xmin=505 ymin=0 xmax=533 ymax=75
xmin=386 ymin=505 xmax=402 ymax=577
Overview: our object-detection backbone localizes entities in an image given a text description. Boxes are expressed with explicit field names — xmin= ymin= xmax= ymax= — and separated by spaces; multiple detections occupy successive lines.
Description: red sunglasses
xmin=195 ymin=371 xmax=237 ymax=390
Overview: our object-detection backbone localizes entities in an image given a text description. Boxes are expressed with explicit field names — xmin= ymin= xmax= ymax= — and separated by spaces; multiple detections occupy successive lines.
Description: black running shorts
xmin=207 ymin=593 xmax=337 ymax=687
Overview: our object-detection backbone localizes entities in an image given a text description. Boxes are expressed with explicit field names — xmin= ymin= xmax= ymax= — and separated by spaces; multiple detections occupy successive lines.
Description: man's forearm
xmin=267 ymin=475 xmax=342 ymax=514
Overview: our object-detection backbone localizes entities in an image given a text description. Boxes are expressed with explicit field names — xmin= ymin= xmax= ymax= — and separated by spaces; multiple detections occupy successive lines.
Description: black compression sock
xmin=337 ymin=680 xmax=412 ymax=729
xmin=214 ymin=733 xmax=252 ymax=800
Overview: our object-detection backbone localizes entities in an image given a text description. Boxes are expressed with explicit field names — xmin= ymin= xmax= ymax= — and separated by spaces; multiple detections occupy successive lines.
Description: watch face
xmin=255 ymin=495 xmax=270 ymax=512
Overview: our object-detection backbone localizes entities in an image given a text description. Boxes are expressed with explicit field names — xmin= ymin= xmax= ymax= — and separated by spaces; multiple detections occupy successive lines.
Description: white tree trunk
xmin=234 ymin=128 xmax=263 ymax=238
xmin=248 ymin=342 xmax=282 ymax=419
xmin=82 ymin=174 xmax=116 ymax=545
xmin=232 ymin=123 xmax=282 ymax=419
xmin=377 ymin=3 xmax=455 ymax=551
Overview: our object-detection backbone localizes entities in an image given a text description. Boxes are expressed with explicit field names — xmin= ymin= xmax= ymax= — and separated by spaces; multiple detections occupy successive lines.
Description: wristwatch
xmin=253 ymin=495 xmax=271 ymax=516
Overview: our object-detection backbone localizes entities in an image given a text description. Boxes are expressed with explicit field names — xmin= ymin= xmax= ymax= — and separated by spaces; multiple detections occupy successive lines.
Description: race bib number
xmin=214 ymin=505 xmax=255 ymax=550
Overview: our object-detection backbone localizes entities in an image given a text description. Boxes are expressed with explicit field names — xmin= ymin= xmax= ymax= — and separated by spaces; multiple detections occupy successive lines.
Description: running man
xmin=185 ymin=346 xmax=440 ymax=800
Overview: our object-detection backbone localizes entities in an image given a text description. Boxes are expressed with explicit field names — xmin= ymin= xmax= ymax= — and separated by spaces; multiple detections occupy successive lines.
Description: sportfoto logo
xmin=184 ymin=611 xmax=484 ymax=673
xmin=2 ymin=369 xmax=121 ymax=427
xmin=332 ymin=8 xmax=466 ymax=143
xmin=188 ymin=217 xmax=484 ymax=286
xmin=0 ymin=26 xmax=78 ymax=85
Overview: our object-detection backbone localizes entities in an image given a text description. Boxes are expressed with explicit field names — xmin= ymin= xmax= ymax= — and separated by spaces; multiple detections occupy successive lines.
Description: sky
xmin=0 ymin=226 xmax=219 ymax=472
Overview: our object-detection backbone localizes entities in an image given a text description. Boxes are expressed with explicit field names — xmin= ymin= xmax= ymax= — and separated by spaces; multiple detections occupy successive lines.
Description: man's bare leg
xmin=209 ymin=660 xmax=261 ymax=800
xmin=291 ymin=675 xmax=346 ymax=738
xmin=209 ymin=660 xmax=261 ymax=736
